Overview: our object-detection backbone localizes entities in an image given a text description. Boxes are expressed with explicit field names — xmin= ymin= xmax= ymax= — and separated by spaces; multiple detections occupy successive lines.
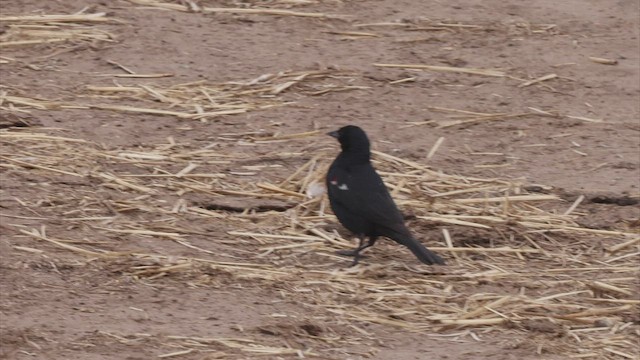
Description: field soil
xmin=1 ymin=1 xmax=639 ymax=359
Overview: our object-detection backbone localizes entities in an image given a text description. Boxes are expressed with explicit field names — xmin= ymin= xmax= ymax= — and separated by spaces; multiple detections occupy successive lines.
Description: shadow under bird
xmin=326 ymin=125 xmax=446 ymax=266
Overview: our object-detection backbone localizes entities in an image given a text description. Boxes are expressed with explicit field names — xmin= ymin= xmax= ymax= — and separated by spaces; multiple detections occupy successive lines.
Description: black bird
xmin=326 ymin=125 xmax=445 ymax=266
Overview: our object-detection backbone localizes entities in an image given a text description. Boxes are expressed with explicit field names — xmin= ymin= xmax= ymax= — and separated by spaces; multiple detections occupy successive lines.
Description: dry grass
xmin=0 ymin=11 xmax=116 ymax=49
xmin=2 ymin=119 xmax=638 ymax=358
xmin=126 ymin=0 xmax=346 ymax=18
xmin=0 ymin=69 xmax=365 ymax=120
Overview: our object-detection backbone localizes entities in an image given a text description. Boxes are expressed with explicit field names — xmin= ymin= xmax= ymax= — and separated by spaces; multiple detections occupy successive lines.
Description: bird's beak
xmin=327 ymin=130 xmax=339 ymax=138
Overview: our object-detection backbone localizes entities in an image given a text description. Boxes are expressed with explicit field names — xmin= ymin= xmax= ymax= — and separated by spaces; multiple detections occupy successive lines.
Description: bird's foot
xmin=336 ymin=249 xmax=364 ymax=267
xmin=348 ymin=257 xmax=361 ymax=267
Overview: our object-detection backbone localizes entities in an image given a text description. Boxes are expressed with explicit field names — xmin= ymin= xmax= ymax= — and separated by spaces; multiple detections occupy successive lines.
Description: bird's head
xmin=327 ymin=125 xmax=371 ymax=155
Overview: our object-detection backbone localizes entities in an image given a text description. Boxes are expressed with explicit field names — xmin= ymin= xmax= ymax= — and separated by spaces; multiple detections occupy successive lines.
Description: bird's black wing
xmin=327 ymin=162 xmax=406 ymax=232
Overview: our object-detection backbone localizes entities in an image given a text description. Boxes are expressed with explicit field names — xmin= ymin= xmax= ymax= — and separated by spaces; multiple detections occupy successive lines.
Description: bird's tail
xmin=393 ymin=231 xmax=446 ymax=265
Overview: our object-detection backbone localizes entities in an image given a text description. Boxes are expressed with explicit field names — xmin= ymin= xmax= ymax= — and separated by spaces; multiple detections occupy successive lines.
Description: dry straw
xmin=127 ymin=0 xmax=346 ymax=19
xmin=356 ymin=19 xmax=558 ymax=44
xmin=2 ymin=120 xmax=637 ymax=358
xmin=0 ymin=11 xmax=116 ymax=48
xmin=0 ymin=70 xmax=365 ymax=120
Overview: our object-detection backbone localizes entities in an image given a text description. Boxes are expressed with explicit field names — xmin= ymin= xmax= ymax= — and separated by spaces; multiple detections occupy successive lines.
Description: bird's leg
xmin=337 ymin=236 xmax=378 ymax=266
xmin=336 ymin=235 xmax=366 ymax=257
xmin=350 ymin=236 xmax=378 ymax=266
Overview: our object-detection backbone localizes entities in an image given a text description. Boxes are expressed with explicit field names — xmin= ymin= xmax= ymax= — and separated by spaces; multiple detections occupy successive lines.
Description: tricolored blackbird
xmin=326 ymin=125 xmax=446 ymax=266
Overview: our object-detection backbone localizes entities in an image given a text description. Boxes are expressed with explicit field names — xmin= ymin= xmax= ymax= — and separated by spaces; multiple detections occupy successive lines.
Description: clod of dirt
xmin=520 ymin=319 xmax=564 ymax=335
xmin=593 ymin=318 xmax=615 ymax=327
xmin=257 ymin=322 xmax=324 ymax=337
xmin=257 ymin=325 xmax=284 ymax=336
xmin=590 ymin=195 xmax=638 ymax=206
xmin=456 ymin=233 xmax=493 ymax=247
xmin=299 ymin=323 xmax=323 ymax=337
xmin=198 ymin=197 xmax=295 ymax=213
xmin=612 ymin=161 xmax=639 ymax=170
xmin=523 ymin=184 xmax=554 ymax=193
xmin=0 ymin=112 xmax=37 ymax=128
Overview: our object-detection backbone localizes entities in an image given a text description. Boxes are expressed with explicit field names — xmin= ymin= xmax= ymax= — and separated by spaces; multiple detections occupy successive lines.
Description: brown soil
xmin=1 ymin=1 xmax=639 ymax=359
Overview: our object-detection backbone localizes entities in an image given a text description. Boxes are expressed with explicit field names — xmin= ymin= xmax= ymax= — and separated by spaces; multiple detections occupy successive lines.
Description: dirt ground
xmin=1 ymin=0 xmax=639 ymax=359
